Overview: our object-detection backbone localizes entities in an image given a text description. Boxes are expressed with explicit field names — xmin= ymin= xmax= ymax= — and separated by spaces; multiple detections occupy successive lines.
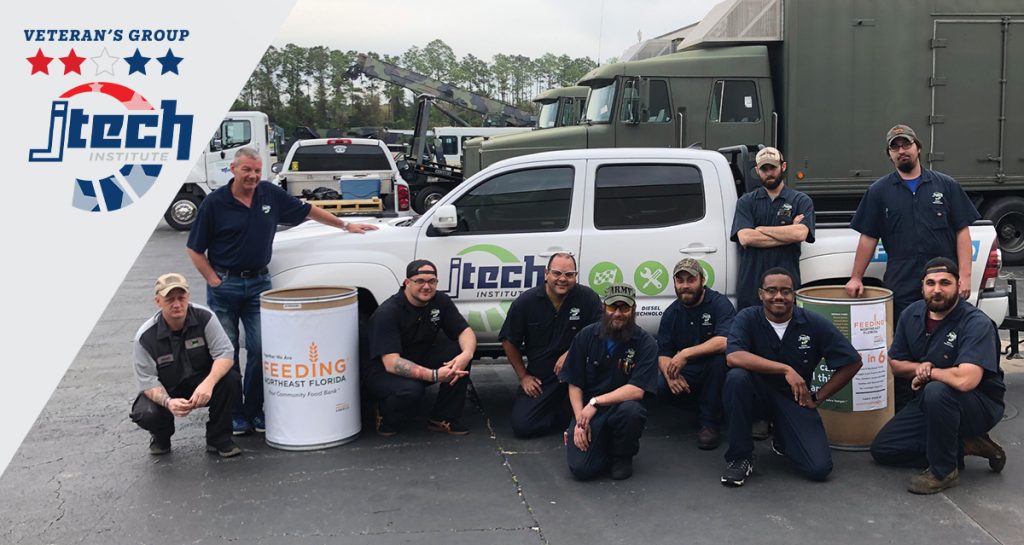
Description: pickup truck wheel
xmin=414 ymin=186 xmax=447 ymax=213
xmin=984 ymin=196 xmax=1024 ymax=265
xmin=164 ymin=192 xmax=202 ymax=231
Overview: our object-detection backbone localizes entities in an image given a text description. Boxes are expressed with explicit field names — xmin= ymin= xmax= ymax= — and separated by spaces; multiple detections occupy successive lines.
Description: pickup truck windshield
xmin=289 ymin=144 xmax=391 ymax=171
xmin=583 ymin=80 xmax=616 ymax=124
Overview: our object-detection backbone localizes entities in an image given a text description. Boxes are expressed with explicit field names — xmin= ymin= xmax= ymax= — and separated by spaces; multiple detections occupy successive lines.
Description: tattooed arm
xmin=382 ymin=353 xmax=433 ymax=381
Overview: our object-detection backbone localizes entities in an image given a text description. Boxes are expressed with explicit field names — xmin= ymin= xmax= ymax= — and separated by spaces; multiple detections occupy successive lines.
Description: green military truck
xmin=534 ymin=85 xmax=589 ymax=129
xmin=463 ymin=0 xmax=1024 ymax=263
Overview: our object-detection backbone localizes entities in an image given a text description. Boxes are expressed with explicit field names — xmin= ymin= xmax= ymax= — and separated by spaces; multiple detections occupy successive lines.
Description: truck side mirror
xmin=430 ymin=204 xmax=458 ymax=231
xmin=270 ymin=162 xmax=283 ymax=174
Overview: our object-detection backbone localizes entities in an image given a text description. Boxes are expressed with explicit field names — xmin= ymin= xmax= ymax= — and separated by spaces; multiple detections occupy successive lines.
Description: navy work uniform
xmin=870 ymin=300 xmax=1005 ymax=480
xmin=724 ymin=306 xmax=860 ymax=480
xmin=730 ymin=186 xmax=815 ymax=309
xmin=364 ymin=289 xmax=472 ymax=426
xmin=186 ymin=180 xmax=311 ymax=422
xmin=559 ymin=323 xmax=658 ymax=480
xmin=130 ymin=304 xmax=241 ymax=445
xmin=655 ymin=287 xmax=736 ymax=431
xmin=499 ymin=284 xmax=603 ymax=437
xmin=850 ymin=170 xmax=980 ymax=318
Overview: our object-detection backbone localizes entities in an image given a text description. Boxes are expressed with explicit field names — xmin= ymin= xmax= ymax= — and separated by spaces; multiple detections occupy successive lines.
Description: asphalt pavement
xmin=2 ymin=222 xmax=1023 ymax=545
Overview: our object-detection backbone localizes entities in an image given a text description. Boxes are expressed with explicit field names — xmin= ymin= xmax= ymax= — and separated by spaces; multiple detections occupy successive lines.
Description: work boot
xmin=907 ymin=468 xmax=959 ymax=494
xmin=963 ymin=433 xmax=1006 ymax=472
xmin=427 ymin=418 xmax=469 ymax=436
xmin=611 ymin=457 xmax=634 ymax=480
xmin=148 ymin=434 xmax=171 ymax=456
xmin=751 ymin=419 xmax=771 ymax=441
xmin=375 ymin=405 xmax=398 ymax=437
xmin=697 ymin=427 xmax=721 ymax=450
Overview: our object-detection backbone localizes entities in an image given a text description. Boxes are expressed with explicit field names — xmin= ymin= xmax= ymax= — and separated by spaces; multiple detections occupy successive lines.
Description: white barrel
xmin=260 ymin=286 xmax=360 ymax=450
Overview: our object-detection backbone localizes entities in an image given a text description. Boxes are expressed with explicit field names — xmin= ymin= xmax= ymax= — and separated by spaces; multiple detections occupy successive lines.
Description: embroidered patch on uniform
xmin=619 ymin=348 xmax=637 ymax=374
xmin=262 ymin=204 xmax=271 ymax=214
xmin=185 ymin=337 xmax=206 ymax=349
xmin=798 ymin=334 xmax=811 ymax=350
xmin=430 ymin=309 xmax=441 ymax=323
xmin=932 ymin=192 xmax=944 ymax=205
xmin=156 ymin=354 xmax=174 ymax=364
xmin=702 ymin=313 xmax=712 ymax=326
xmin=569 ymin=307 xmax=581 ymax=320
xmin=944 ymin=331 xmax=957 ymax=348
xmin=778 ymin=203 xmax=793 ymax=220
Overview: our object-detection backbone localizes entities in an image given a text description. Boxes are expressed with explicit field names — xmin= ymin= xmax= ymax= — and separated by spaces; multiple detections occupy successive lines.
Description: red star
xmin=27 ymin=48 xmax=53 ymax=75
xmin=59 ymin=48 xmax=86 ymax=75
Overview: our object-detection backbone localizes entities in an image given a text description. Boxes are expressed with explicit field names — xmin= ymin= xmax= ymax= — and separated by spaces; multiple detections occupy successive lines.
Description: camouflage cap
xmin=673 ymin=258 xmax=703 ymax=279
xmin=886 ymin=124 xmax=918 ymax=146
xmin=155 ymin=273 xmax=189 ymax=296
xmin=603 ymin=283 xmax=636 ymax=307
xmin=755 ymin=147 xmax=783 ymax=167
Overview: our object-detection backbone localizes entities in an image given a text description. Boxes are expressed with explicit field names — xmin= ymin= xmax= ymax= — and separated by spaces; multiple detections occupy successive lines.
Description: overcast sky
xmin=275 ymin=0 xmax=722 ymax=63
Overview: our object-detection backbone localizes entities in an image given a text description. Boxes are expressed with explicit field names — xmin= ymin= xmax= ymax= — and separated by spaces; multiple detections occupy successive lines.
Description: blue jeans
xmin=206 ymin=272 xmax=271 ymax=420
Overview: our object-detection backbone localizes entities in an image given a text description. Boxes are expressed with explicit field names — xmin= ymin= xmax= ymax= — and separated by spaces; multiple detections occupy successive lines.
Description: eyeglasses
xmin=759 ymin=287 xmax=795 ymax=297
xmin=888 ymin=140 xmax=914 ymax=152
xmin=547 ymin=269 xmax=578 ymax=279
xmin=410 ymin=278 xmax=439 ymax=286
xmin=605 ymin=303 xmax=632 ymax=313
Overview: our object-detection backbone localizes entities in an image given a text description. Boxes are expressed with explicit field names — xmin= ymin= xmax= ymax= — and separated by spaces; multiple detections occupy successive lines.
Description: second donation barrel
xmin=260 ymin=286 xmax=361 ymax=450
xmin=796 ymin=286 xmax=894 ymax=450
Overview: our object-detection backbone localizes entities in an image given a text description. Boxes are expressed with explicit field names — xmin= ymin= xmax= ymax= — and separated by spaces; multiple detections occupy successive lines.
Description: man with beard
xmin=364 ymin=259 xmax=476 ymax=436
xmin=655 ymin=258 xmax=736 ymax=449
xmin=186 ymin=147 xmax=378 ymax=435
xmin=559 ymin=284 xmax=658 ymax=480
xmin=730 ymin=147 xmax=815 ymax=310
xmin=500 ymin=253 xmax=603 ymax=438
xmin=870 ymin=258 xmax=1006 ymax=494
xmin=721 ymin=268 xmax=862 ymax=487
xmin=846 ymin=125 xmax=980 ymax=411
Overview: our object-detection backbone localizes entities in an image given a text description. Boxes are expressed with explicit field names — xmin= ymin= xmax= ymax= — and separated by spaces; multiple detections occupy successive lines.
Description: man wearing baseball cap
xmin=655 ymin=258 xmax=736 ymax=449
xmin=847 ymin=124 xmax=981 ymax=411
xmin=559 ymin=283 xmax=658 ymax=480
xmin=730 ymin=146 xmax=816 ymax=310
xmin=129 ymin=273 xmax=242 ymax=457
xmin=870 ymin=257 xmax=1006 ymax=494
xmin=363 ymin=259 xmax=477 ymax=436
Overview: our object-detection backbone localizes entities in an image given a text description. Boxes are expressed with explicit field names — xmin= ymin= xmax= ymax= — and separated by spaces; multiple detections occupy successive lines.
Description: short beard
xmin=896 ymin=160 xmax=917 ymax=174
xmin=926 ymin=292 xmax=958 ymax=313
xmin=600 ymin=313 xmax=635 ymax=343
xmin=679 ymin=285 xmax=704 ymax=307
xmin=761 ymin=177 xmax=782 ymax=190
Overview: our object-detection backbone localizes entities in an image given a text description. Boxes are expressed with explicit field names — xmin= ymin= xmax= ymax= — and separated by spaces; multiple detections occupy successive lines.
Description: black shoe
xmin=375 ymin=406 xmax=398 ymax=437
xmin=697 ymin=427 xmax=721 ymax=450
xmin=611 ymin=457 xmax=634 ymax=480
xmin=428 ymin=418 xmax=470 ymax=436
xmin=721 ymin=458 xmax=754 ymax=487
xmin=148 ymin=434 xmax=171 ymax=456
xmin=206 ymin=440 xmax=242 ymax=458
xmin=963 ymin=433 xmax=1006 ymax=472
xmin=771 ymin=437 xmax=785 ymax=456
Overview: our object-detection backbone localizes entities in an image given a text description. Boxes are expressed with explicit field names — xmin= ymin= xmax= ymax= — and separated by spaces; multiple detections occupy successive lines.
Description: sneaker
xmin=427 ymin=418 xmax=470 ymax=436
xmin=375 ymin=406 xmax=398 ymax=437
xmin=252 ymin=415 xmax=266 ymax=434
xmin=697 ymin=427 xmax=721 ymax=450
xmin=206 ymin=440 xmax=242 ymax=458
xmin=963 ymin=433 xmax=1006 ymax=472
xmin=771 ymin=436 xmax=785 ymax=456
xmin=908 ymin=468 xmax=959 ymax=494
xmin=751 ymin=420 xmax=771 ymax=441
xmin=611 ymin=457 xmax=634 ymax=480
xmin=232 ymin=416 xmax=253 ymax=436
xmin=148 ymin=434 xmax=171 ymax=456
xmin=721 ymin=458 xmax=754 ymax=487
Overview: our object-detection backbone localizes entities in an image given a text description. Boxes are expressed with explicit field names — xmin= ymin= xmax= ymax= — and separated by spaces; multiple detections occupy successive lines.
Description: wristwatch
xmin=588 ymin=397 xmax=599 ymax=407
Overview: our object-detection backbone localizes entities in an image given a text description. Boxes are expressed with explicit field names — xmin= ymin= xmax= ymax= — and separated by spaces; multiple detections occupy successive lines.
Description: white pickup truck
xmin=269 ymin=148 xmax=1009 ymax=347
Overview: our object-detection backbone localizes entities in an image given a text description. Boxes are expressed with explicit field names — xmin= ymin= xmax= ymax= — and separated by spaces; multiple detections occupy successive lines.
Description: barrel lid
xmin=261 ymin=286 xmax=357 ymax=305
xmin=796 ymin=285 xmax=893 ymax=305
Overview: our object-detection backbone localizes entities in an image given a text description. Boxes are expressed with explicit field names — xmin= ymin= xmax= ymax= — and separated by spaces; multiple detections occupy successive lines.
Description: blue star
xmin=156 ymin=48 xmax=183 ymax=75
xmin=124 ymin=48 xmax=150 ymax=75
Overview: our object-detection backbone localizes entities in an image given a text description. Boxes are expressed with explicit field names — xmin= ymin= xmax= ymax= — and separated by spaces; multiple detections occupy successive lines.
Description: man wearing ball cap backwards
xmin=559 ymin=283 xmax=658 ymax=480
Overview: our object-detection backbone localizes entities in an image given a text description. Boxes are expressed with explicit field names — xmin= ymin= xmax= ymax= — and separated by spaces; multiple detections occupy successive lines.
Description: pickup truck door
xmin=577 ymin=157 xmax=730 ymax=333
xmin=415 ymin=160 xmax=586 ymax=342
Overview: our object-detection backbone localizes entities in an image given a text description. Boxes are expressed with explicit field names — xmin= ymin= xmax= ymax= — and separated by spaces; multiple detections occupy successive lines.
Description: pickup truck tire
xmin=164 ymin=192 xmax=202 ymax=231
xmin=414 ymin=186 xmax=447 ymax=214
xmin=983 ymin=196 xmax=1024 ymax=265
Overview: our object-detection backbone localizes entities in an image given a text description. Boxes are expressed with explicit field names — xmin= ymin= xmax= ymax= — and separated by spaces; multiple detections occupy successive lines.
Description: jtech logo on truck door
xmin=440 ymin=244 xmax=546 ymax=299
xmin=28 ymin=82 xmax=193 ymax=213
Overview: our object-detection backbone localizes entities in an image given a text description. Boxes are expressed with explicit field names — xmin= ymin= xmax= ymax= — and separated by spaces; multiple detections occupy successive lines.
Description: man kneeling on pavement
xmin=130 ymin=273 xmax=242 ymax=458
xmin=560 ymin=283 xmax=658 ymax=480
xmin=364 ymin=259 xmax=477 ymax=436
xmin=870 ymin=257 xmax=1006 ymax=494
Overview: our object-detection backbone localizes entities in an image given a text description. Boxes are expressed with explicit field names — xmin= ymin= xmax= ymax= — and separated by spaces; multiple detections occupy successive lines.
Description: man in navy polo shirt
xmin=721 ymin=267 xmax=862 ymax=487
xmin=500 ymin=252 xmax=602 ymax=438
xmin=364 ymin=259 xmax=476 ymax=436
xmin=846 ymin=124 xmax=980 ymax=411
xmin=730 ymin=147 xmax=815 ymax=310
xmin=559 ymin=283 xmax=658 ymax=481
xmin=870 ymin=257 xmax=1006 ymax=494
xmin=656 ymin=257 xmax=736 ymax=449
xmin=186 ymin=147 xmax=377 ymax=435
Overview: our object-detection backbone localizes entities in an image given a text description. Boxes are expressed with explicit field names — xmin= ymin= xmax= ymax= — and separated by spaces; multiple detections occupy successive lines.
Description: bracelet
xmin=163 ymin=397 xmax=171 ymax=410
xmin=432 ymin=368 xmax=439 ymax=383
xmin=339 ymin=219 xmax=347 ymax=230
